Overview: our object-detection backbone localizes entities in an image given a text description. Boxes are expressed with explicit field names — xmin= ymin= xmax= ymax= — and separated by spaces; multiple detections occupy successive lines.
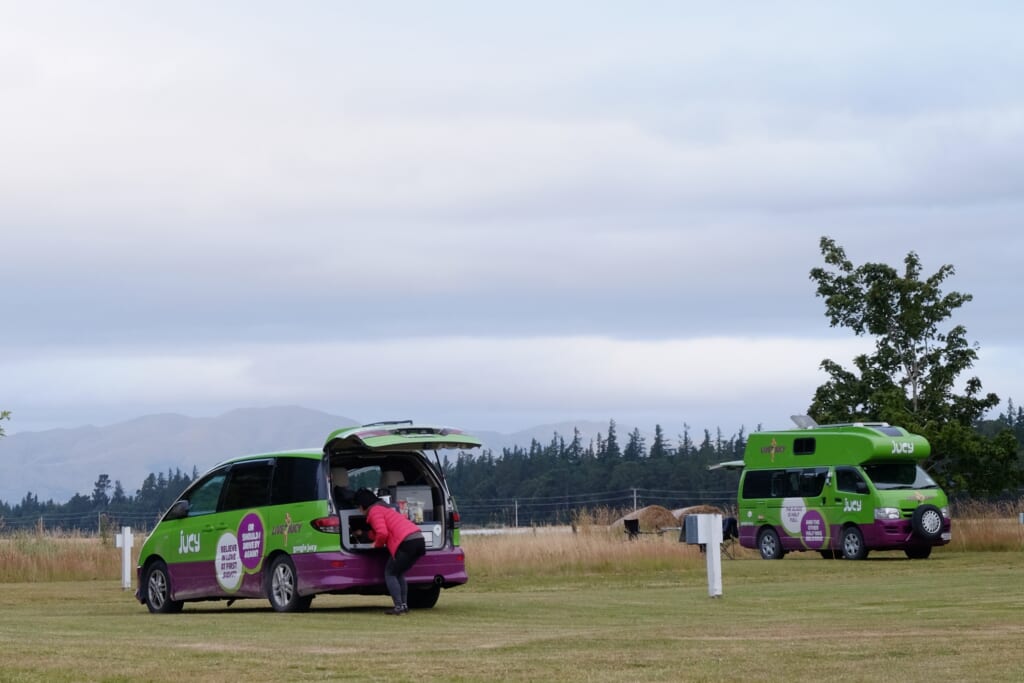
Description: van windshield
xmin=863 ymin=463 xmax=938 ymax=490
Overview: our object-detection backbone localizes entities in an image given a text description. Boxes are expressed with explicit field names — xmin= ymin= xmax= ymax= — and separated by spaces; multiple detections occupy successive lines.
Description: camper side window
xmin=742 ymin=467 xmax=828 ymax=499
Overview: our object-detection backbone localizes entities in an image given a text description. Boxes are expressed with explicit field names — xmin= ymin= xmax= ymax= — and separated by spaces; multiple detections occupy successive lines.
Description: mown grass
xmin=1 ymin=552 xmax=1022 ymax=682
xmin=1 ymin=507 xmax=1023 ymax=682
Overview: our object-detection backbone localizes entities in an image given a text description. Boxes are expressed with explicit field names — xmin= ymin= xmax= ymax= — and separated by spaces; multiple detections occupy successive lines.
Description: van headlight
xmin=874 ymin=507 xmax=901 ymax=521
xmin=941 ymin=506 xmax=950 ymax=519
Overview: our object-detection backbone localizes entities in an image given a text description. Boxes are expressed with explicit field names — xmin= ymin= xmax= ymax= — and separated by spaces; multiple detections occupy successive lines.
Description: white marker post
xmin=683 ymin=513 xmax=724 ymax=597
xmin=115 ymin=526 xmax=134 ymax=590
xmin=699 ymin=513 xmax=723 ymax=598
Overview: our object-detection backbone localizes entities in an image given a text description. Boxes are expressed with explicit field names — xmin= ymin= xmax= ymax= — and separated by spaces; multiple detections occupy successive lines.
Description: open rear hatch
xmin=324 ymin=421 xmax=483 ymax=453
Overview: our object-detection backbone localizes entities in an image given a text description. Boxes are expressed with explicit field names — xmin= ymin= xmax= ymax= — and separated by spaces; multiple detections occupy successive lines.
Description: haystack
xmin=670 ymin=504 xmax=725 ymax=523
xmin=613 ymin=505 xmax=679 ymax=533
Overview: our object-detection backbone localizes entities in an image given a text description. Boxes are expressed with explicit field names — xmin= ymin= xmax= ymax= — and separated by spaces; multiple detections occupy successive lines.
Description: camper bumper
xmin=860 ymin=517 xmax=952 ymax=549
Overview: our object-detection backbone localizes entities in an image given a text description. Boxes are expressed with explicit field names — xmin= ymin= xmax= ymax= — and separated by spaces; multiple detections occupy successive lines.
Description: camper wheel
xmin=841 ymin=526 xmax=868 ymax=560
xmin=911 ymin=504 xmax=943 ymax=541
xmin=757 ymin=528 xmax=784 ymax=560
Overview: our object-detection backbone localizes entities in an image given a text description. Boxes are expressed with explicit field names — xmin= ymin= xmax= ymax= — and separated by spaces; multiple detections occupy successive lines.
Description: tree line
xmin=446 ymin=421 xmax=745 ymax=526
xmin=0 ymin=469 xmax=197 ymax=533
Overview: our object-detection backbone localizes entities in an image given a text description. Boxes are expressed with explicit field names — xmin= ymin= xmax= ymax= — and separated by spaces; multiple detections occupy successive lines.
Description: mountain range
xmin=0 ymin=406 xmax=646 ymax=504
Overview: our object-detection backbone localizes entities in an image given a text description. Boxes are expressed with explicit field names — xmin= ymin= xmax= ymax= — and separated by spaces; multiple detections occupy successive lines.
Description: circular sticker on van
xmin=800 ymin=510 xmax=827 ymax=549
xmin=238 ymin=512 xmax=265 ymax=571
xmin=215 ymin=531 xmax=243 ymax=592
xmin=781 ymin=497 xmax=806 ymax=534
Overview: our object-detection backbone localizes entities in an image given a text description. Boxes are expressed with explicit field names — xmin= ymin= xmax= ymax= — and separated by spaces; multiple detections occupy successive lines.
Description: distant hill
xmin=0 ymin=406 xmax=358 ymax=504
xmin=0 ymin=408 xmax=658 ymax=504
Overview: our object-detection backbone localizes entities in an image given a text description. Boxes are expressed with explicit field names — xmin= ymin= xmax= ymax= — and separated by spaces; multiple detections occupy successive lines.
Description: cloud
xmin=1 ymin=335 xmax=871 ymax=433
xmin=0 ymin=3 xmax=1021 ymax=437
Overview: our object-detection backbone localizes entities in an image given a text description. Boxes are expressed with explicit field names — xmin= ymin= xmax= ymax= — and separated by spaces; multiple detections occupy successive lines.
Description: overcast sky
xmin=2 ymin=2 xmax=1022 ymax=437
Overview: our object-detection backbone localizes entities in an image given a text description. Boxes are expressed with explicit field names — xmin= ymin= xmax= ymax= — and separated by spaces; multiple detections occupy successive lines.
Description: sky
xmin=2 ymin=2 xmax=1023 ymax=438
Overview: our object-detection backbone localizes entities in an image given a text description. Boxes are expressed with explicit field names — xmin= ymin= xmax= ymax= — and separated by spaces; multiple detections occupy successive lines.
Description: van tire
xmin=841 ymin=526 xmax=868 ymax=560
xmin=905 ymin=546 xmax=932 ymax=559
xmin=407 ymin=584 xmax=441 ymax=609
xmin=911 ymin=504 xmax=943 ymax=541
xmin=143 ymin=560 xmax=184 ymax=614
xmin=266 ymin=555 xmax=310 ymax=612
xmin=757 ymin=528 xmax=784 ymax=560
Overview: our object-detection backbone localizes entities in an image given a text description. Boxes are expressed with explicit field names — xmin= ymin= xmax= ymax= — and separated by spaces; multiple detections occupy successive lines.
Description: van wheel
xmin=406 ymin=584 xmax=441 ymax=609
xmin=911 ymin=504 xmax=943 ymax=541
xmin=757 ymin=528 xmax=784 ymax=560
xmin=905 ymin=546 xmax=932 ymax=559
xmin=841 ymin=526 xmax=868 ymax=560
xmin=266 ymin=555 xmax=309 ymax=612
xmin=143 ymin=561 xmax=184 ymax=614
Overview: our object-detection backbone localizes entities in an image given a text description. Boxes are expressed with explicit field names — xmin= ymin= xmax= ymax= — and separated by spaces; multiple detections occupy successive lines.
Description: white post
xmin=115 ymin=526 xmax=135 ymax=590
xmin=700 ymin=513 xmax=723 ymax=598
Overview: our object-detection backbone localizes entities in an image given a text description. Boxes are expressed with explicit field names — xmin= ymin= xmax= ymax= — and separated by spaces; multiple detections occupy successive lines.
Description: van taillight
xmin=450 ymin=511 xmax=460 ymax=529
xmin=311 ymin=516 xmax=341 ymax=533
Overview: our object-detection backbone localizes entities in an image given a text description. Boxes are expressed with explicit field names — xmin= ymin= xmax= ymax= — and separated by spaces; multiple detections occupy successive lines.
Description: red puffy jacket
xmin=366 ymin=503 xmax=421 ymax=556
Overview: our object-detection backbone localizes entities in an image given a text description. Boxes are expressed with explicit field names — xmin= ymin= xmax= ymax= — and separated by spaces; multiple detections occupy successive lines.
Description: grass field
xmin=1 ymin=529 xmax=1023 ymax=682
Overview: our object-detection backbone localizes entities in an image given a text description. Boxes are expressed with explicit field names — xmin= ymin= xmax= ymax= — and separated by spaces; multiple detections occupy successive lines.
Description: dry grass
xmin=948 ymin=498 xmax=1024 ymax=552
xmin=0 ymin=500 xmax=1021 ymax=583
xmin=0 ymin=530 xmax=133 ymax=582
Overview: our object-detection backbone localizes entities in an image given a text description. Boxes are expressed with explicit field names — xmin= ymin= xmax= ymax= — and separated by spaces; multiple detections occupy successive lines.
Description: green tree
xmin=0 ymin=409 xmax=9 ymax=438
xmin=91 ymin=474 xmax=112 ymax=509
xmin=808 ymin=236 xmax=1019 ymax=496
xmin=649 ymin=424 xmax=670 ymax=459
xmin=604 ymin=420 xmax=621 ymax=460
xmin=623 ymin=428 xmax=646 ymax=461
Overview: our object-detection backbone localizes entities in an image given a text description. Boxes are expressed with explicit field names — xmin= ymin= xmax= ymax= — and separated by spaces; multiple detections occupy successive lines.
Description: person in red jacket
xmin=354 ymin=488 xmax=426 ymax=615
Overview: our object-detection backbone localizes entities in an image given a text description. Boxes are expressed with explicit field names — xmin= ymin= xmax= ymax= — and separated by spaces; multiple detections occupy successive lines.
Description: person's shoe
xmin=400 ymin=603 xmax=409 ymax=614
xmin=384 ymin=606 xmax=405 ymax=615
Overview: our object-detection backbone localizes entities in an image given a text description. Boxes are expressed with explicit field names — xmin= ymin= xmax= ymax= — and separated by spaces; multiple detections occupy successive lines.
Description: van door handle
xmin=834 ymin=498 xmax=842 ymax=503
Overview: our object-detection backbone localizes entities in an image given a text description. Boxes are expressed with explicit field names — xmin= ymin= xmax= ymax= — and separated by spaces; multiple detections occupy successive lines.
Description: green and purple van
xmin=734 ymin=417 xmax=951 ymax=560
xmin=135 ymin=422 xmax=480 ymax=613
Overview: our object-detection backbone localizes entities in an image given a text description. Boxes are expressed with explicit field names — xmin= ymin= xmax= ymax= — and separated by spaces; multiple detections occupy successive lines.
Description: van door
xmin=832 ymin=465 xmax=871 ymax=533
xmin=171 ymin=459 xmax=274 ymax=600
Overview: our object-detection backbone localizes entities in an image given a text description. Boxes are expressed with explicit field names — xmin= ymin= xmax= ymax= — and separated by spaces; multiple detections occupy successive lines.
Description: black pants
xmin=385 ymin=533 xmax=426 ymax=607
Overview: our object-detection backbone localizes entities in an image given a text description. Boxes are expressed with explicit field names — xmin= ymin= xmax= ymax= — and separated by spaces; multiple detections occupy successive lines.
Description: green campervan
xmin=736 ymin=417 xmax=951 ymax=560
xmin=135 ymin=421 xmax=480 ymax=613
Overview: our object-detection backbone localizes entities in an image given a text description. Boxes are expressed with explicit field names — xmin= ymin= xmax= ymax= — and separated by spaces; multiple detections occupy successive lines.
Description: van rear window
xmin=271 ymin=458 xmax=322 ymax=504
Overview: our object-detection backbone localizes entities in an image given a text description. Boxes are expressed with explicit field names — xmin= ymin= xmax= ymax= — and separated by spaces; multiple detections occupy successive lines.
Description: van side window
xmin=836 ymin=467 xmax=868 ymax=494
xmin=742 ymin=467 xmax=828 ymax=498
xmin=271 ymin=457 xmax=322 ymax=505
xmin=798 ymin=468 xmax=828 ymax=496
xmin=221 ymin=460 xmax=273 ymax=511
xmin=186 ymin=471 xmax=228 ymax=516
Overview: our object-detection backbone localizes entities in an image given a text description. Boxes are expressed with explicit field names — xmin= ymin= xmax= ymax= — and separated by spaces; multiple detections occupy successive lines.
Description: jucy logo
xmin=179 ymin=530 xmax=201 ymax=554
xmin=843 ymin=498 xmax=862 ymax=512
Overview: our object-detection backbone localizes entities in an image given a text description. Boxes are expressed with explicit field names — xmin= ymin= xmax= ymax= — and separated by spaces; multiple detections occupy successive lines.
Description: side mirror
xmin=164 ymin=499 xmax=190 ymax=521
